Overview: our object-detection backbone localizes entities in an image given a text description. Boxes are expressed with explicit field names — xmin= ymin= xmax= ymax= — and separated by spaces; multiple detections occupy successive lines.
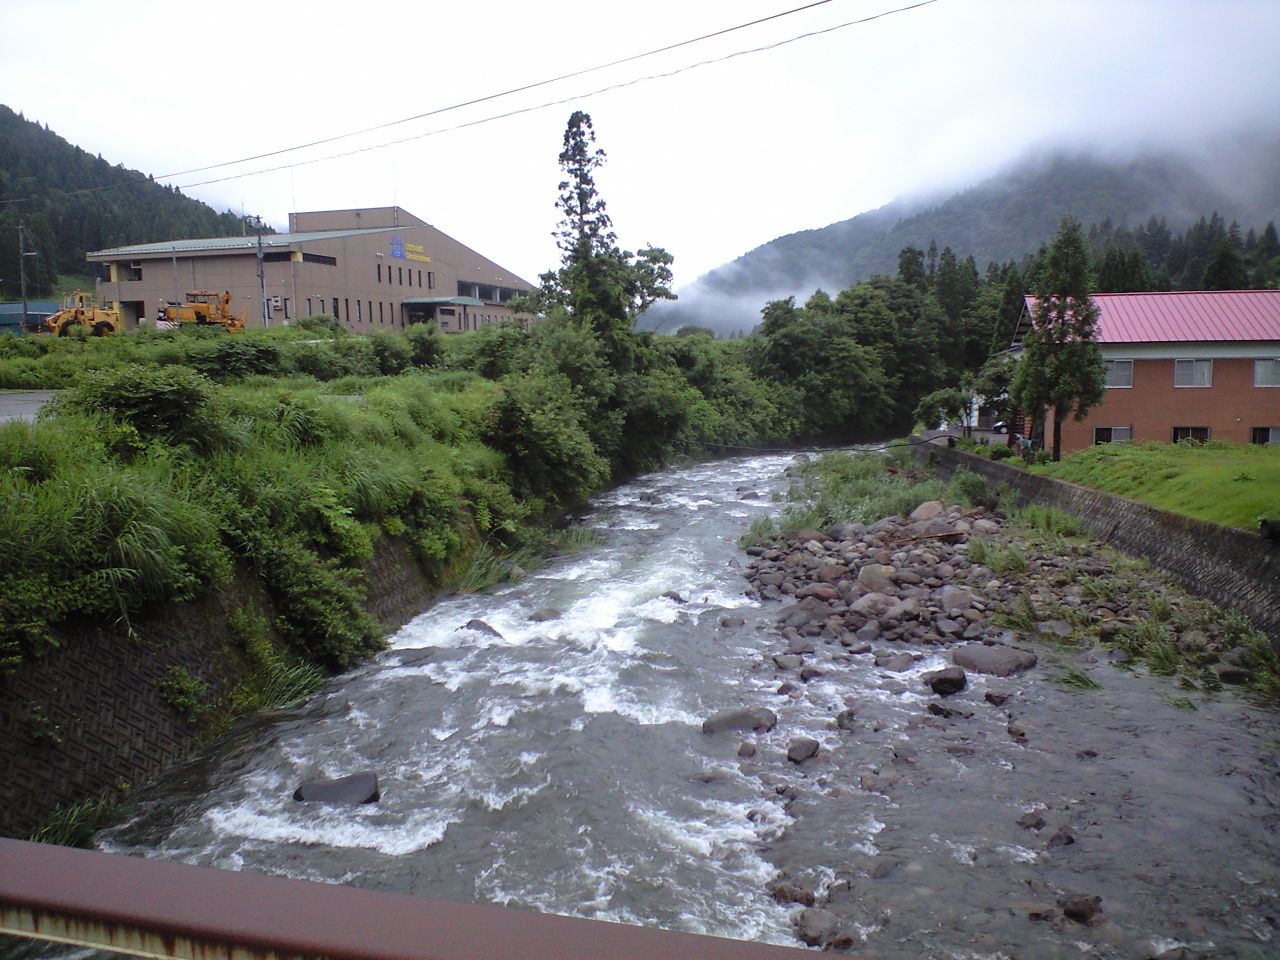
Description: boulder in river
xmin=459 ymin=619 xmax=504 ymax=638
xmin=702 ymin=707 xmax=778 ymax=735
xmin=293 ymin=771 xmax=381 ymax=804
xmin=923 ymin=666 xmax=967 ymax=696
xmin=952 ymin=642 xmax=1038 ymax=676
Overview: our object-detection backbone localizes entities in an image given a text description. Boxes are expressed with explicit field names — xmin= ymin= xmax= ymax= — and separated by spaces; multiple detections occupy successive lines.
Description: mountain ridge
xmin=643 ymin=138 xmax=1280 ymax=336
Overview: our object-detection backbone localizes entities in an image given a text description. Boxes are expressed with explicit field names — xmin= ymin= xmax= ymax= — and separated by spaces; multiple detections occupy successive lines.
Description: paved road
xmin=0 ymin=391 xmax=57 ymax=422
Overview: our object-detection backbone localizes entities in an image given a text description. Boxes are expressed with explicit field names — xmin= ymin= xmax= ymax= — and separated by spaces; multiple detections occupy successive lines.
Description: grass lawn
xmin=1031 ymin=440 xmax=1280 ymax=531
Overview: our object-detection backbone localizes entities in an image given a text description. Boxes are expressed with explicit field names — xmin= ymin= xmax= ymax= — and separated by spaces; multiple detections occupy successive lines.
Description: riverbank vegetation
xmin=945 ymin=434 xmax=1280 ymax=531
xmin=757 ymin=450 xmax=1280 ymax=700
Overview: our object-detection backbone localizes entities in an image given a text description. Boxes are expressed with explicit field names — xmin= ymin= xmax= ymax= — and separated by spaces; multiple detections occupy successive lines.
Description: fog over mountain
xmin=641 ymin=134 xmax=1280 ymax=338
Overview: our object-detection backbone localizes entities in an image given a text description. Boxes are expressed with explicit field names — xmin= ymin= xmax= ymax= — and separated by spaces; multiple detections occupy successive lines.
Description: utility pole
xmin=249 ymin=215 xmax=268 ymax=327
xmin=18 ymin=223 xmax=38 ymax=333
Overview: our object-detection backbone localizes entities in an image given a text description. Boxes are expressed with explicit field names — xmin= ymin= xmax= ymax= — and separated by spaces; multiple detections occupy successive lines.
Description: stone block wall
xmin=0 ymin=536 xmax=438 ymax=840
xmin=915 ymin=443 xmax=1280 ymax=647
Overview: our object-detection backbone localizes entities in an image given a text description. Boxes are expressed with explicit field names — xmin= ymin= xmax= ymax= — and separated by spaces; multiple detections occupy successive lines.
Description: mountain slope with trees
xmin=0 ymin=105 xmax=255 ymax=298
xmin=644 ymin=141 xmax=1280 ymax=336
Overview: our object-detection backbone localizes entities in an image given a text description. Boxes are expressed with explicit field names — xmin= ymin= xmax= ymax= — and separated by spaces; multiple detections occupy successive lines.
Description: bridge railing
xmin=0 ymin=838 xmax=819 ymax=960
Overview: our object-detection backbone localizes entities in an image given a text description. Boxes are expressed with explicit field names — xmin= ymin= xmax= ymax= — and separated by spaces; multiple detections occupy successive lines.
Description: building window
xmin=302 ymin=253 xmax=337 ymax=266
xmin=427 ymin=271 xmax=435 ymax=290
xmin=1093 ymin=427 xmax=1131 ymax=444
xmin=306 ymin=298 xmax=313 ymax=316
xmin=356 ymin=300 xmax=362 ymax=322
xmin=368 ymin=301 xmax=373 ymax=324
xmin=379 ymin=302 xmax=384 ymax=323
xmin=127 ymin=261 xmax=144 ymax=281
xmin=417 ymin=270 xmax=423 ymax=287
xmin=1252 ymin=427 xmax=1280 ymax=445
xmin=377 ymin=263 xmax=382 ymax=283
xmin=1255 ymin=358 xmax=1280 ymax=387
xmin=398 ymin=267 xmax=404 ymax=285
xmin=1172 ymin=426 xmax=1210 ymax=443
xmin=283 ymin=298 xmax=291 ymax=319
xmin=1104 ymin=359 xmax=1133 ymax=388
xmin=1174 ymin=359 xmax=1212 ymax=387
xmin=331 ymin=298 xmax=339 ymax=317
xmin=344 ymin=299 xmax=350 ymax=322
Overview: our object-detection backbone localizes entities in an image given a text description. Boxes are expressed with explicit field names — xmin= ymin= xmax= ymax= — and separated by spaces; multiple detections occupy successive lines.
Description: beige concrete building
xmin=89 ymin=207 xmax=535 ymax=333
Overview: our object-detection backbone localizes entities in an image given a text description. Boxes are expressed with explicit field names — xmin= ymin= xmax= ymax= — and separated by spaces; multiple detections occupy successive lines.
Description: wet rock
xmin=527 ymin=608 xmax=562 ymax=622
xmin=460 ymin=618 xmax=503 ymax=638
xmin=1036 ymin=619 xmax=1074 ymax=637
xmin=702 ymin=707 xmax=777 ymax=734
xmin=769 ymin=880 xmax=816 ymax=906
xmin=661 ymin=591 xmax=686 ymax=603
xmin=773 ymin=654 xmax=804 ymax=671
xmin=799 ymin=665 xmax=825 ymax=683
xmin=1048 ymin=826 xmax=1076 ymax=848
xmin=787 ymin=737 xmax=821 ymax=763
xmin=737 ymin=741 xmax=757 ymax=758
xmin=1059 ymin=895 xmax=1103 ymax=924
xmin=394 ymin=646 xmax=439 ymax=668
xmin=1214 ymin=663 xmax=1254 ymax=685
xmin=877 ymin=652 xmax=916 ymax=673
xmin=1017 ymin=812 xmax=1046 ymax=830
xmin=984 ymin=690 xmax=1012 ymax=706
xmin=928 ymin=702 xmax=973 ymax=719
xmin=293 ymin=771 xmax=380 ymax=804
xmin=871 ymin=858 xmax=900 ymax=879
xmin=835 ymin=708 xmax=859 ymax=731
xmin=794 ymin=907 xmax=852 ymax=949
xmin=952 ymin=643 xmax=1038 ymax=676
xmin=924 ymin=666 xmax=968 ymax=696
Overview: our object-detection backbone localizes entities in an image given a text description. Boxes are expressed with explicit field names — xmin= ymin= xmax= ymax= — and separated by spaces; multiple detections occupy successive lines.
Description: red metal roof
xmin=1021 ymin=290 xmax=1280 ymax=344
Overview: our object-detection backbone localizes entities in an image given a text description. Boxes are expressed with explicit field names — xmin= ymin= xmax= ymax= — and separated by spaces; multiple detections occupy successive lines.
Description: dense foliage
xmin=0 ymin=104 xmax=255 ymax=297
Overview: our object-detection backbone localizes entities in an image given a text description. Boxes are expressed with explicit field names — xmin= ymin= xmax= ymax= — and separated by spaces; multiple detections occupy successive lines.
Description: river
xmin=94 ymin=451 xmax=1280 ymax=959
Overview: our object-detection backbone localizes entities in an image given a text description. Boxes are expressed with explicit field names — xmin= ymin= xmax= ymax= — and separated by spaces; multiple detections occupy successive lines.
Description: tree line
xmin=0 ymin=104 xmax=253 ymax=299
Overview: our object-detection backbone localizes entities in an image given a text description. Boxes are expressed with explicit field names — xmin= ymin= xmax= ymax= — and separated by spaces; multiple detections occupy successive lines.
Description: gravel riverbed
xmin=708 ymin=499 xmax=1280 ymax=959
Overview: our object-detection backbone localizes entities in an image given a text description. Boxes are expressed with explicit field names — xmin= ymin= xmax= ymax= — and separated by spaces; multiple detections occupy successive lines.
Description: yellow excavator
xmin=155 ymin=290 xmax=246 ymax=332
xmin=41 ymin=290 xmax=121 ymax=336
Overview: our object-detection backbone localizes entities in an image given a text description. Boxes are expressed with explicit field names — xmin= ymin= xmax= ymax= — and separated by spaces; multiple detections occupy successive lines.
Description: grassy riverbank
xmin=955 ymin=436 xmax=1280 ymax=532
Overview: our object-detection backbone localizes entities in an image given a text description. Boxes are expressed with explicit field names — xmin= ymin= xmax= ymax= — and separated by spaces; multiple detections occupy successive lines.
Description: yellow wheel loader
xmin=40 ymin=290 xmax=121 ymax=336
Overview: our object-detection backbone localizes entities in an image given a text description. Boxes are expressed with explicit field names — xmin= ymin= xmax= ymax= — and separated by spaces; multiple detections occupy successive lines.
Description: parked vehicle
xmin=155 ymin=291 xmax=245 ymax=332
xmin=40 ymin=290 xmax=120 ymax=336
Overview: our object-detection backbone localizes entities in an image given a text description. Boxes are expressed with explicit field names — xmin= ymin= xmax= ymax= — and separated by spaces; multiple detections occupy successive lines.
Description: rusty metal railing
xmin=0 ymin=838 xmax=816 ymax=960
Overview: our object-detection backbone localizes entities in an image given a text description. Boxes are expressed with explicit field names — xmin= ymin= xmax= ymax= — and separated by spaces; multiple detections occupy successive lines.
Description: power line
xmin=152 ymin=0 xmax=843 ymax=183
xmin=170 ymin=0 xmax=941 ymax=192
xmin=2 ymin=0 xmax=941 ymax=208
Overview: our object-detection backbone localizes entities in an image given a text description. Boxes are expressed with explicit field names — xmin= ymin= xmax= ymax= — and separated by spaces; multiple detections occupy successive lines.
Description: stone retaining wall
xmin=0 ymin=536 xmax=438 ymax=840
xmin=915 ymin=443 xmax=1280 ymax=647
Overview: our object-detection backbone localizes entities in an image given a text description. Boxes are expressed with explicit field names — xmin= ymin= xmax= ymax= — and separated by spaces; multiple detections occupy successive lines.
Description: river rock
xmin=1060 ymin=895 xmax=1103 ymax=924
xmin=952 ymin=643 xmax=1038 ymax=676
xmin=794 ymin=907 xmax=851 ymax=949
xmin=858 ymin=564 xmax=897 ymax=594
xmin=923 ymin=666 xmax=967 ymax=695
xmin=460 ymin=618 xmax=503 ymax=638
xmin=909 ymin=500 xmax=944 ymax=522
xmin=787 ymin=737 xmax=820 ymax=763
xmin=528 ymin=608 xmax=562 ymax=622
xmin=293 ymin=771 xmax=380 ymax=804
xmin=702 ymin=707 xmax=777 ymax=734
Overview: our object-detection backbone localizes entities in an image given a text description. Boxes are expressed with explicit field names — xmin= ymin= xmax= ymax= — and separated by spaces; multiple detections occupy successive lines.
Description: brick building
xmin=88 ymin=207 xmax=534 ymax=334
xmin=1015 ymin=290 xmax=1280 ymax=455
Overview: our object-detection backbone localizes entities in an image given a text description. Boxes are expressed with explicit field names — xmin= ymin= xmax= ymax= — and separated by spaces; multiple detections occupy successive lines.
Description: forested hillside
xmin=0 ymin=105 xmax=254 ymax=298
xmin=645 ymin=143 xmax=1280 ymax=336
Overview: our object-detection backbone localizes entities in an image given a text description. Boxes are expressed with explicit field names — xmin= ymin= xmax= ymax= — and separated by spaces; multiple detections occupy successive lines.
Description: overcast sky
xmin=3 ymin=0 xmax=1279 ymax=290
